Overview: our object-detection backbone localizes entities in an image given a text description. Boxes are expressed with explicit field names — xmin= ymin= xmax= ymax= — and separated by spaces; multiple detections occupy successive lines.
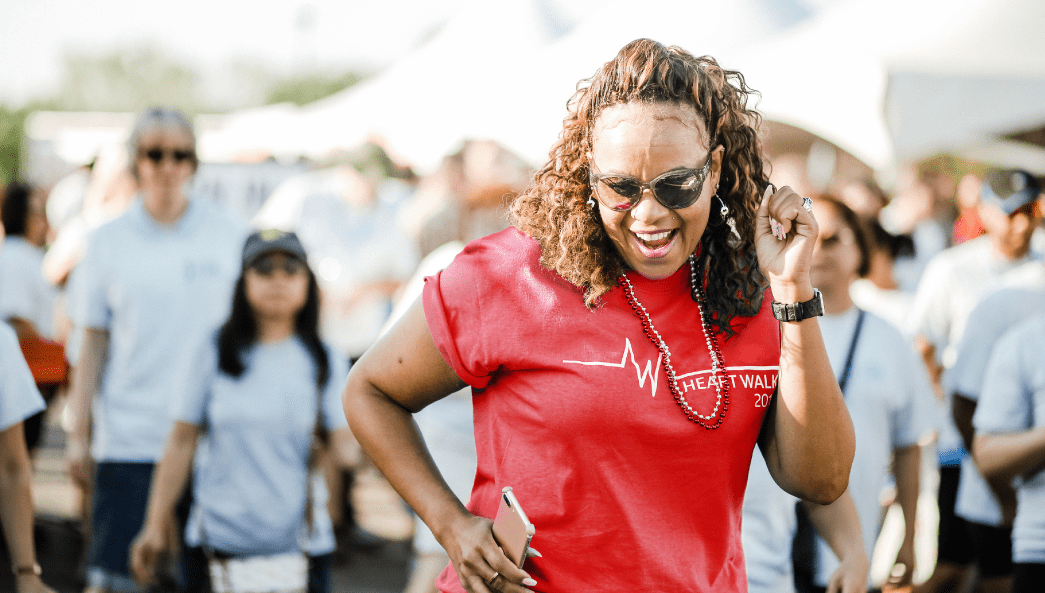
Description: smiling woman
xmin=343 ymin=38 xmax=856 ymax=593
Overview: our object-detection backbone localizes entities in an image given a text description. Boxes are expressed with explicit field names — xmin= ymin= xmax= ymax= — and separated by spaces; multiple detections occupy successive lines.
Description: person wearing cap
xmin=65 ymin=107 xmax=246 ymax=593
xmin=129 ymin=230 xmax=358 ymax=593
xmin=908 ymin=169 xmax=1044 ymax=593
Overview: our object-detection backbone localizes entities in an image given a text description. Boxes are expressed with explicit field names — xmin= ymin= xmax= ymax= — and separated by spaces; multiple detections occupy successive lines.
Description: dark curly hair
xmin=510 ymin=38 xmax=769 ymax=336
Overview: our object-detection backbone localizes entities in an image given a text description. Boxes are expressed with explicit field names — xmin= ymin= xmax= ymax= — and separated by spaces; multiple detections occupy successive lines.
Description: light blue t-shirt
xmin=73 ymin=197 xmax=246 ymax=461
xmin=975 ymin=315 xmax=1045 ymax=564
xmin=173 ymin=334 xmax=349 ymax=556
xmin=948 ymin=286 xmax=1045 ymax=527
xmin=0 ymin=236 xmax=57 ymax=337
xmin=742 ymin=447 xmax=798 ymax=593
xmin=0 ymin=323 xmax=45 ymax=431
xmin=814 ymin=308 xmax=936 ymax=587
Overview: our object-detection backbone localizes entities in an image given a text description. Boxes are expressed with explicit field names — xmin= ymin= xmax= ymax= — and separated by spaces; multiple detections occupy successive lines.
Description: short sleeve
xmin=0 ymin=325 xmax=45 ymax=431
xmin=891 ymin=327 xmax=938 ymax=448
xmin=0 ymin=250 xmax=37 ymax=322
xmin=72 ymin=233 xmax=112 ymax=330
xmin=974 ymin=329 xmax=1033 ymax=435
xmin=907 ymin=254 xmax=950 ymax=348
xmin=947 ymin=291 xmax=1013 ymax=401
xmin=322 ymin=352 xmax=349 ymax=432
xmin=170 ymin=335 xmax=219 ymax=426
xmin=422 ymin=258 xmax=493 ymax=390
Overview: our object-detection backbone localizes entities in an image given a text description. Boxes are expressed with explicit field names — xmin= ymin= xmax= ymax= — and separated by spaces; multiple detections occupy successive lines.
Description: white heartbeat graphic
xmin=563 ymin=338 xmax=661 ymax=397
xmin=563 ymin=339 xmax=782 ymax=398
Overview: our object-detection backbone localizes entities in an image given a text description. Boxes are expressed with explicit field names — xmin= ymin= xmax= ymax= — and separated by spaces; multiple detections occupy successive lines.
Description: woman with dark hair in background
xmin=796 ymin=196 xmax=934 ymax=592
xmin=129 ymin=230 xmax=359 ymax=593
xmin=0 ymin=180 xmax=60 ymax=453
xmin=344 ymin=39 xmax=856 ymax=593
xmin=0 ymin=180 xmax=55 ymax=341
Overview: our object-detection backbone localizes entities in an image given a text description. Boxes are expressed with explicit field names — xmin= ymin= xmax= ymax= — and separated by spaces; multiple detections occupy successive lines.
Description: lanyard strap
xmin=837 ymin=309 xmax=865 ymax=396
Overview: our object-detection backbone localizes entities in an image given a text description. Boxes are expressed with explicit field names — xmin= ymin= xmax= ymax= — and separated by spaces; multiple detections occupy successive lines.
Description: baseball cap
xmin=242 ymin=229 xmax=308 ymax=268
xmin=981 ymin=169 xmax=1041 ymax=216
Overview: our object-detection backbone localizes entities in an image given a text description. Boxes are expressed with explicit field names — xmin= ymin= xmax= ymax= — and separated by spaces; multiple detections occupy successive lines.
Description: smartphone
xmin=492 ymin=486 xmax=535 ymax=568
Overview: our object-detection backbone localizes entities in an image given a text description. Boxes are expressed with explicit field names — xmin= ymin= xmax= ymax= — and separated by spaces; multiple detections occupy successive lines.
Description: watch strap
xmin=772 ymin=289 xmax=824 ymax=322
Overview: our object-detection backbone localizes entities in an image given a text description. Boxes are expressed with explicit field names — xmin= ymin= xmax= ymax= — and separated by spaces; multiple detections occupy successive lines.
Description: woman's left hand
xmin=754 ymin=185 xmax=818 ymax=299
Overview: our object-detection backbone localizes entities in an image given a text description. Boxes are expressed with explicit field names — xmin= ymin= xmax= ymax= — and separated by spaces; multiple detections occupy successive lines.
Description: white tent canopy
xmin=460 ymin=0 xmax=810 ymax=168
xmin=294 ymin=0 xmax=577 ymax=170
xmin=209 ymin=0 xmax=1045 ymax=173
xmin=731 ymin=0 xmax=1045 ymax=169
xmin=294 ymin=0 xmax=809 ymax=171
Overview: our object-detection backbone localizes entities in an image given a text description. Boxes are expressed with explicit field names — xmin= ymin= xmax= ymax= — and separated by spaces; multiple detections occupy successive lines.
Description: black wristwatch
xmin=772 ymin=289 xmax=824 ymax=322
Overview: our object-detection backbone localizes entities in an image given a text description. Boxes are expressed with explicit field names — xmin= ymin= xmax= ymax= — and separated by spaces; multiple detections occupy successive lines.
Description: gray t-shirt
xmin=0 ymin=323 xmax=45 ymax=431
xmin=975 ymin=315 xmax=1045 ymax=563
xmin=174 ymin=334 xmax=348 ymax=556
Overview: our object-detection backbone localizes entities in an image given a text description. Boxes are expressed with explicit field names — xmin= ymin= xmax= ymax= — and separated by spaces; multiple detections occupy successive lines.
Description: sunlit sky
xmin=1 ymin=0 xmax=575 ymax=106
xmin=2 ymin=0 xmax=836 ymax=108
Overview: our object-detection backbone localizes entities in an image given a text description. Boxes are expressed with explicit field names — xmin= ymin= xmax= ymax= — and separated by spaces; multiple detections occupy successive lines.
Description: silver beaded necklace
xmin=617 ymin=254 xmax=730 ymax=429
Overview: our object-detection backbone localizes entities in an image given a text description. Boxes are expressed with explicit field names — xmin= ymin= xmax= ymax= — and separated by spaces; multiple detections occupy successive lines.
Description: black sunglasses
xmin=250 ymin=256 xmax=306 ymax=276
xmin=589 ymin=150 xmax=714 ymax=212
xmin=141 ymin=148 xmax=195 ymax=164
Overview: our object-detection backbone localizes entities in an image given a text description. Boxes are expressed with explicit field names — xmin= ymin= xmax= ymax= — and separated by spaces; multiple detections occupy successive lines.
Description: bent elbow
xmin=805 ymin=471 xmax=850 ymax=505
xmin=803 ymin=442 xmax=854 ymax=505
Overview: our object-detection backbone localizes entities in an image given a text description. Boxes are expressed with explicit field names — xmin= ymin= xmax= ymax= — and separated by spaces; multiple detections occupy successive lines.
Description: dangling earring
xmin=716 ymin=193 xmax=742 ymax=246
xmin=587 ymin=196 xmax=597 ymax=209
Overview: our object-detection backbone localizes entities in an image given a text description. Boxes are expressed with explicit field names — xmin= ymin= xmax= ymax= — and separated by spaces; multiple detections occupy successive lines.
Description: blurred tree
xmin=1 ymin=46 xmax=367 ymax=182
xmin=0 ymin=102 xmax=56 ymax=186
xmin=53 ymin=47 xmax=203 ymax=112
xmin=0 ymin=106 xmax=23 ymax=185
xmin=264 ymin=71 xmax=365 ymax=106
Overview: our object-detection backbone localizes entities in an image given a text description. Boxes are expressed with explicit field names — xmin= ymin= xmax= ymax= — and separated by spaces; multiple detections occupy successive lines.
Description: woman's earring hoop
xmin=587 ymin=196 xmax=597 ymax=209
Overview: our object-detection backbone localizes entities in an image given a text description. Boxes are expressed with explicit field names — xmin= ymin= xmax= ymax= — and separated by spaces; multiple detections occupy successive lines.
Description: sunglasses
xmin=250 ymin=256 xmax=306 ymax=276
xmin=141 ymin=148 xmax=195 ymax=164
xmin=589 ymin=150 xmax=714 ymax=212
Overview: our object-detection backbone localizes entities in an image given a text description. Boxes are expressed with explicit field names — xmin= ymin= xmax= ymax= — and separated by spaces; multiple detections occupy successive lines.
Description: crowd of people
xmin=1 ymin=37 xmax=1044 ymax=593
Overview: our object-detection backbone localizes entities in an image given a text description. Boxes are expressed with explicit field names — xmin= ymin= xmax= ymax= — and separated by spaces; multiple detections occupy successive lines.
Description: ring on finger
xmin=487 ymin=571 xmax=500 ymax=584
xmin=801 ymin=196 xmax=813 ymax=212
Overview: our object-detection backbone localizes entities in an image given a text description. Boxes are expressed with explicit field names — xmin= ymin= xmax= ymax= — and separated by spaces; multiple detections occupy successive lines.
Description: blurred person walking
xmin=0 ymin=180 xmax=63 ymax=452
xmin=65 ymin=107 xmax=246 ymax=593
xmin=909 ymin=170 xmax=1044 ymax=593
xmin=252 ymin=164 xmax=419 ymax=550
xmin=792 ymin=196 xmax=934 ymax=593
xmin=0 ymin=323 xmax=58 ymax=593
xmin=129 ymin=230 xmax=358 ymax=593
xmin=972 ymin=312 xmax=1045 ymax=593
xmin=940 ymin=202 xmax=1045 ymax=593
xmin=0 ymin=181 xmax=56 ymax=341
xmin=743 ymin=446 xmax=868 ymax=593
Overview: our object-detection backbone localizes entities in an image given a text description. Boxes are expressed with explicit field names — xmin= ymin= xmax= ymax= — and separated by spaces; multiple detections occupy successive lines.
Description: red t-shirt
xmin=423 ymin=228 xmax=781 ymax=592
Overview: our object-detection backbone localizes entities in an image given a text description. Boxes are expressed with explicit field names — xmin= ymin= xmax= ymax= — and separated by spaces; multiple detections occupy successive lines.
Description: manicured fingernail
xmin=523 ymin=578 xmax=537 ymax=586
